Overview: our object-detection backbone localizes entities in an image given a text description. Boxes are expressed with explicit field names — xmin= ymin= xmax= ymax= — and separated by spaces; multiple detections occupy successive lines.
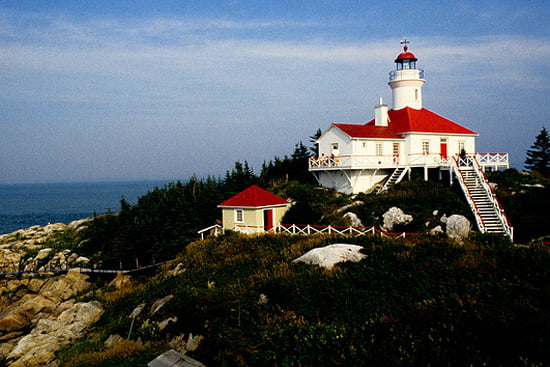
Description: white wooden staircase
xmin=451 ymin=157 xmax=513 ymax=240
xmin=377 ymin=166 xmax=410 ymax=194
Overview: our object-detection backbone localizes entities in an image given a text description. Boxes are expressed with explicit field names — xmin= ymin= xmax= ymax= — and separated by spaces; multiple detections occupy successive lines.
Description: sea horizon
xmin=0 ymin=179 xmax=174 ymax=235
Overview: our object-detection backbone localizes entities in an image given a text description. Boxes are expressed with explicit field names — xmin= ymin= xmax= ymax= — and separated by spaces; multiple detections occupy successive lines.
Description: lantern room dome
xmin=394 ymin=45 xmax=417 ymax=62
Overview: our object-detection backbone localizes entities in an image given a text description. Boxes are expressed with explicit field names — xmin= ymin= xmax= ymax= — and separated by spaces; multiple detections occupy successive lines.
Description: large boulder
xmin=444 ymin=214 xmax=471 ymax=241
xmin=382 ymin=207 xmax=413 ymax=231
xmin=294 ymin=243 xmax=367 ymax=269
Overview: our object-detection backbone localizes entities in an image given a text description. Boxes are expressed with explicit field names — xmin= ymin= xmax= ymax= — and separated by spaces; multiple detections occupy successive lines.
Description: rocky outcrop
xmin=0 ymin=221 xmax=103 ymax=367
xmin=294 ymin=243 xmax=367 ymax=269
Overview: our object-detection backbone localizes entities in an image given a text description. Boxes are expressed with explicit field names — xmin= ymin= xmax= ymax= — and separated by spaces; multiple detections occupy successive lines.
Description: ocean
xmin=0 ymin=180 xmax=170 ymax=235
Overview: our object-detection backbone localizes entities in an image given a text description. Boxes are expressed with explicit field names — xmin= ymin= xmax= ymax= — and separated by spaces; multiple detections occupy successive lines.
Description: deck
xmin=309 ymin=152 xmax=509 ymax=171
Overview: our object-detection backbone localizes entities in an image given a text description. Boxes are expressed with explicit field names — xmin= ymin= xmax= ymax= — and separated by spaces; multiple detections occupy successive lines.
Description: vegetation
xmin=524 ymin=126 xmax=550 ymax=175
xmin=49 ymin=134 xmax=550 ymax=365
xmin=487 ymin=169 xmax=550 ymax=243
xmin=60 ymin=233 xmax=550 ymax=366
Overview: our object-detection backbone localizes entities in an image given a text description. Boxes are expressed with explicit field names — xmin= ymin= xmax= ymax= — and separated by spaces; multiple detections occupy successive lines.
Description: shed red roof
xmin=218 ymin=185 xmax=290 ymax=208
xmin=333 ymin=107 xmax=478 ymax=139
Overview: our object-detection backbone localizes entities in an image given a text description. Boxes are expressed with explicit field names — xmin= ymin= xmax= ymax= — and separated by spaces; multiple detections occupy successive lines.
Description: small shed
xmin=218 ymin=185 xmax=291 ymax=233
xmin=147 ymin=349 xmax=205 ymax=367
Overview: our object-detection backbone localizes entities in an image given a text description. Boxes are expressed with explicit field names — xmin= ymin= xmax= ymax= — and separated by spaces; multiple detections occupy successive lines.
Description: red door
xmin=440 ymin=142 xmax=448 ymax=159
xmin=264 ymin=209 xmax=274 ymax=231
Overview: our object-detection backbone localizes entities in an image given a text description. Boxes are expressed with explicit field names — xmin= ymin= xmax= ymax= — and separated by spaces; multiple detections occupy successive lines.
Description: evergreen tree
xmin=524 ymin=127 xmax=550 ymax=175
xmin=309 ymin=128 xmax=322 ymax=156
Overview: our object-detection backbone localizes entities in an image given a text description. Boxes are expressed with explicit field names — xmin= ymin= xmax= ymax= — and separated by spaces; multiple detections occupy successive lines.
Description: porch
xmin=309 ymin=152 xmax=509 ymax=171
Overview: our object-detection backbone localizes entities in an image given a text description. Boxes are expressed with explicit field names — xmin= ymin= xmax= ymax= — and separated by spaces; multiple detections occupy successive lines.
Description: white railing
xmin=450 ymin=157 xmax=513 ymax=240
xmin=471 ymin=156 xmax=513 ymax=239
xmin=309 ymin=153 xmax=447 ymax=170
xmin=310 ymin=152 xmax=508 ymax=171
xmin=475 ymin=152 xmax=509 ymax=169
xmin=450 ymin=158 xmax=487 ymax=234
xmin=198 ymin=223 xmax=422 ymax=239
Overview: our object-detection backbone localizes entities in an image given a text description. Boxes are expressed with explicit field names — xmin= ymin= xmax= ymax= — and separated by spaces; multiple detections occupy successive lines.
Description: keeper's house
xmin=218 ymin=185 xmax=291 ymax=234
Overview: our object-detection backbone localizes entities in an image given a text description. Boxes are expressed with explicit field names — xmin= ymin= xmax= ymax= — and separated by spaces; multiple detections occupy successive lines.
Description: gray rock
xmin=294 ymin=243 xmax=367 ymax=269
xmin=343 ymin=212 xmax=363 ymax=226
xmin=446 ymin=214 xmax=471 ymax=241
xmin=382 ymin=207 xmax=413 ymax=231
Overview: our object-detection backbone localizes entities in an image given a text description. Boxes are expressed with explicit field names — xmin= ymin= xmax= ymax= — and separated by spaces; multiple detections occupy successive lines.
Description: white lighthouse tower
xmin=388 ymin=40 xmax=425 ymax=110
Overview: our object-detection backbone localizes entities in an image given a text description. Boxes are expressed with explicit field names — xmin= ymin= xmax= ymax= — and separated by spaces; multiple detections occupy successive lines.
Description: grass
xmin=58 ymin=232 xmax=550 ymax=366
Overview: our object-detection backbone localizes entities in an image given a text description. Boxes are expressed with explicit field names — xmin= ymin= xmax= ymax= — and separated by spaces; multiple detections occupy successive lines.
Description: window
xmin=235 ymin=209 xmax=243 ymax=223
xmin=422 ymin=140 xmax=430 ymax=155
xmin=458 ymin=141 xmax=465 ymax=154
xmin=376 ymin=143 xmax=383 ymax=156
xmin=331 ymin=143 xmax=339 ymax=151
xmin=415 ymin=89 xmax=419 ymax=100
xmin=362 ymin=142 xmax=367 ymax=148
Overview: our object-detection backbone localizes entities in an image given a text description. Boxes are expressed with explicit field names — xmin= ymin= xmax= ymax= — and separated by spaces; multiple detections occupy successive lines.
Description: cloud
xmin=1 ymin=8 xmax=549 ymax=182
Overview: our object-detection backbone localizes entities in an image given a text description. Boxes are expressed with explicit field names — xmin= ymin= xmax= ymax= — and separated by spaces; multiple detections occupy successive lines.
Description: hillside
xmin=56 ymin=232 xmax=549 ymax=367
xmin=1 ymin=165 xmax=549 ymax=366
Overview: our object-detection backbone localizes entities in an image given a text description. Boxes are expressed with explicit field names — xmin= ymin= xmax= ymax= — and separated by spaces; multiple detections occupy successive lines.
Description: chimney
xmin=375 ymin=97 xmax=388 ymax=127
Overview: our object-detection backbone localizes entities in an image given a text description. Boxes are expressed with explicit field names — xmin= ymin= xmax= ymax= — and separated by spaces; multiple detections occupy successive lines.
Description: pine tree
xmin=309 ymin=128 xmax=322 ymax=156
xmin=524 ymin=127 xmax=550 ymax=175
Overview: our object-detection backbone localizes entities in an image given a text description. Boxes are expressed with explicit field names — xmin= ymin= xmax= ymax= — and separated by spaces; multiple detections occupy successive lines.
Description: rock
xmin=172 ymin=263 xmax=186 ymax=276
xmin=446 ymin=214 xmax=471 ymax=241
xmin=186 ymin=333 xmax=204 ymax=352
xmin=27 ymin=278 xmax=46 ymax=293
xmin=130 ymin=303 xmax=146 ymax=318
xmin=157 ymin=317 xmax=178 ymax=330
xmin=343 ymin=212 xmax=363 ymax=226
xmin=109 ymin=272 xmax=131 ymax=289
xmin=35 ymin=248 xmax=53 ymax=261
xmin=294 ymin=243 xmax=367 ymax=270
xmin=151 ymin=295 xmax=174 ymax=315
xmin=39 ymin=270 xmax=90 ymax=302
xmin=382 ymin=207 xmax=413 ymax=231
xmin=0 ymin=295 xmax=57 ymax=332
xmin=7 ymin=334 xmax=60 ymax=367
xmin=6 ymin=301 xmax=103 ymax=367
xmin=257 ymin=293 xmax=269 ymax=305
xmin=336 ymin=201 xmax=365 ymax=213
xmin=104 ymin=334 xmax=124 ymax=348
xmin=0 ymin=249 xmax=22 ymax=272
xmin=430 ymin=225 xmax=444 ymax=235
xmin=168 ymin=333 xmax=204 ymax=354
xmin=74 ymin=256 xmax=90 ymax=266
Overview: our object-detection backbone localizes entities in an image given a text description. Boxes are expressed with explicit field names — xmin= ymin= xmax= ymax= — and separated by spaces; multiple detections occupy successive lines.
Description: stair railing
xmin=376 ymin=167 xmax=409 ymax=194
xmin=450 ymin=157 xmax=487 ymax=233
xmin=471 ymin=156 xmax=514 ymax=240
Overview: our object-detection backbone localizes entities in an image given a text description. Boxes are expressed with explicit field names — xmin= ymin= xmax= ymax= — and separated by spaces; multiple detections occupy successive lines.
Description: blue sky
xmin=1 ymin=0 xmax=549 ymax=184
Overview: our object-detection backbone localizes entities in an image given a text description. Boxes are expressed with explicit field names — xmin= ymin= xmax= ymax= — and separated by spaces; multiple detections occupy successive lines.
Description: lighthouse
xmin=388 ymin=40 xmax=425 ymax=110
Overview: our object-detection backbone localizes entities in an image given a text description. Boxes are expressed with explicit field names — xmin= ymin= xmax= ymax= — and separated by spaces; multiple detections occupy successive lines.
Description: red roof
xmin=218 ymin=185 xmax=290 ymax=208
xmin=395 ymin=45 xmax=417 ymax=61
xmin=333 ymin=107 xmax=478 ymax=139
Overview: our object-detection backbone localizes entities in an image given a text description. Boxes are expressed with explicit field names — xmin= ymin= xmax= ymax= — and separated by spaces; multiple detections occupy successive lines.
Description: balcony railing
xmin=389 ymin=68 xmax=425 ymax=81
xmin=309 ymin=152 xmax=509 ymax=171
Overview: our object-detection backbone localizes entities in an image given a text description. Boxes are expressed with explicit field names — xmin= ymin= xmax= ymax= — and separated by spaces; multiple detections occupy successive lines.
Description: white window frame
xmin=234 ymin=209 xmax=244 ymax=223
xmin=422 ymin=140 xmax=430 ymax=155
xmin=376 ymin=143 xmax=383 ymax=156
